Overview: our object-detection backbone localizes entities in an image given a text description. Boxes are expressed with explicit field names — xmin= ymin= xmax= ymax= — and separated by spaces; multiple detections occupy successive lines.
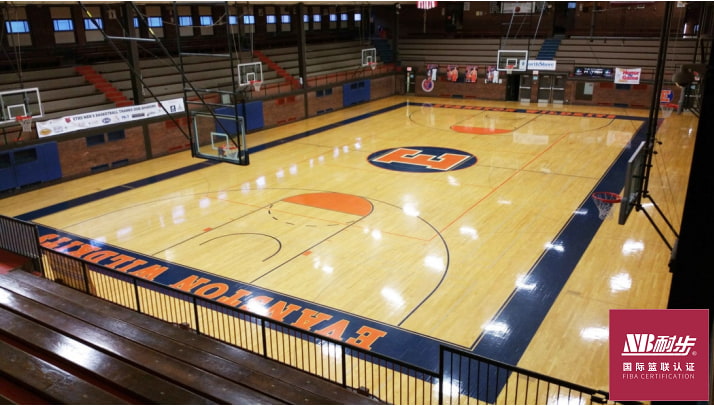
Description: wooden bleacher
xmin=258 ymin=46 xmax=300 ymax=85
xmin=305 ymin=41 xmax=370 ymax=77
xmin=555 ymin=37 xmax=701 ymax=81
xmin=0 ymin=39 xmax=383 ymax=128
xmin=399 ymin=38 xmax=503 ymax=67
xmin=0 ymin=66 xmax=116 ymax=125
xmin=397 ymin=36 xmax=701 ymax=80
xmin=0 ymin=268 xmax=382 ymax=405
xmin=94 ymin=54 xmax=246 ymax=102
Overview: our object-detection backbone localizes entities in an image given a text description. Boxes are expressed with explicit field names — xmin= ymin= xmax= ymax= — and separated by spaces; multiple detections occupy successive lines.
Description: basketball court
xmin=0 ymin=95 xmax=696 ymax=392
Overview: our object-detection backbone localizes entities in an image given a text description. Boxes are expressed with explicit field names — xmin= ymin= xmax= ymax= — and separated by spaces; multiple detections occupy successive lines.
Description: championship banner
xmin=485 ymin=66 xmax=499 ymax=84
xmin=465 ymin=65 xmax=478 ymax=83
xmin=614 ymin=67 xmax=642 ymax=85
xmin=446 ymin=65 xmax=459 ymax=82
xmin=36 ymin=98 xmax=185 ymax=138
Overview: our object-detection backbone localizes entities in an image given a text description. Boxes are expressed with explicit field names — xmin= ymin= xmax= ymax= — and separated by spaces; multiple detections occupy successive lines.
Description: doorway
xmin=506 ymin=74 xmax=521 ymax=101
xmin=537 ymin=74 xmax=566 ymax=104
xmin=518 ymin=74 xmax=531 ymax=103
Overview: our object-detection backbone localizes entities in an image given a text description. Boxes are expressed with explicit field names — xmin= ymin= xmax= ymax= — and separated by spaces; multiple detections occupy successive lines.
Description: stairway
xmin=536 ymin=38 xmax=561 ymax=60
xmin=75 ymin=65 xmax=133 ymax=107
xmin=252 ymin=50 xmax=301 ymax=89
xmin=372 ymin=38 xmax=394 ymax=64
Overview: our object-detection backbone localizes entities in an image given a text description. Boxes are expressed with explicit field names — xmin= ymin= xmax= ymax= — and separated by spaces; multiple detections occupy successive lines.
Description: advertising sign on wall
xmin=615 ymin=67 xmax=642 ymax=85
xmin=36 ymin=98 xmax=185 ymax=138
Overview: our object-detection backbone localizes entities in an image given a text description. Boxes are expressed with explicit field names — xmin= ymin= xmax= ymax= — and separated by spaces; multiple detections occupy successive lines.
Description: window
xmin=199 ymin=16 xmax=213 ymax=26
xmin=303 ymin=15 xmax=309 ymax=23
xmin=266 ymin=15 xmax=277 ymax=24
xmin=133 ymin=17 xmax=162 ymax=28
xmin=281 ymin=15 xmax=291 ymax=24
xmin=84 ymin=18 xmax=103 ymax=30
xmin=354 ymin=13 xmax=362 ymax=22
xmin=329 ymin=14 xmax=337 ymax=22
xmin=243 ymin=15 xmax=255 ymax=24
xmin=228 ymin=15 xmax=238 ymax=25
xmin=178 ymin=16 xmax=193 ymax=26
xmin=146 ymin=17 xmax=163 ymax=27
xmin=5 ymin=20 xmax=30 ymax=34
xmin=85 ymin=134 xmax=105 ymax=147
xmin=107 ymin=130 xmax=125 ymax=142
xmin=313 ymin=14 xmax=321 ymax=22
xmin=340 ymin=13 xmax=348 ymax=21
xmin=53 ymin=19 xmax=74 ymax=32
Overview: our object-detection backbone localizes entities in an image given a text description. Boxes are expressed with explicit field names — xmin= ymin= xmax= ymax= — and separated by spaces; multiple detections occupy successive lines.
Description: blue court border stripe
xmin=472 ymin=118 xmax=649 ymax=364
xmin=17 ymin=160 xmax=217 ymax=222
xmin=15 ymin=102 xmax=649 ymax=380
xmin=17 ymin=103 xmax=409 ymax=222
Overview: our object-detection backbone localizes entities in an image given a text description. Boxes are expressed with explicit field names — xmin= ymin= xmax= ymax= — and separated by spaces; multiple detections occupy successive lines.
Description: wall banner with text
xmin=614 ymin=67 xmax=642 ymax=85
xmin=36 ymin=98 xmax=185 ymax=138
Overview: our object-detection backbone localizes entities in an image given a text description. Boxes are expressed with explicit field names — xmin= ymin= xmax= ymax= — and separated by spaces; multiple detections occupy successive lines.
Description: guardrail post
xmin=438 ymin=345 xmax=445 ymax=405
xmin=341 ymin=345 xmax=347 ymax=388
xmin=192 ymin=296 xmax=200 ymax=335
xmin=132 ymin=278 xmax=141 ymax=313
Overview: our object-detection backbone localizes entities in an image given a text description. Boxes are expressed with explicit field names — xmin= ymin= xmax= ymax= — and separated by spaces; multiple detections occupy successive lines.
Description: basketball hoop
xmin=218 ymin=144 xmax=238 ymax=159
xmin=250 ymin=80 xmax=262 ymax=92
xmin=592 ymin=191 xmax=622 ymax=220
xmin=369 ymin=62 xmax=376 ymax=71
xmin=660 ymin=103 xmax=677 ymax=118
xmin=16 ymin=115 xmax=32 ymax=132
xmin=506 ymin=64 xmax=514 ymax=75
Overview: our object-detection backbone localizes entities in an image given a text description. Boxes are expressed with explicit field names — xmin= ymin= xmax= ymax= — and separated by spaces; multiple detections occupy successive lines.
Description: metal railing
xmin=250 ymin=63 xmax=397 ymax=98
xmin=2 ymin=219 xmax=626 ymax=404
xmin=440 ymin=346 xmax=615 ymax=405
xmin=38 ymin=245 xmax=438 ymax=404
xmin=0 ymin=215 xmax=43 ymax=272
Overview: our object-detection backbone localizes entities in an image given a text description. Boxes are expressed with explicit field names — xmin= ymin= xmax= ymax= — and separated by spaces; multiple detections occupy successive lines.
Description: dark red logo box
xmin=609 ymin=309 xmax=709 ymax=401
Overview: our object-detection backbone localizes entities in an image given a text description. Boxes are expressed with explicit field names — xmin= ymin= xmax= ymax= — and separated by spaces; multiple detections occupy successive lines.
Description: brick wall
xmin=565 ymin=81 xmax=683 ymax=108
xmin=307 ymin=88 xmax=341 ymax=117
xmin=414 ymin=74 xmax=507 ymax=99
xmin=371 ymin=76 xmax=397 ymax=100
xmin=263 ymin=95 xmax=305 ymax=127
xmin=150 ymin=118 xmax=192 ymax=157
xmin=56 ymin=126 xmax=147 ymax=179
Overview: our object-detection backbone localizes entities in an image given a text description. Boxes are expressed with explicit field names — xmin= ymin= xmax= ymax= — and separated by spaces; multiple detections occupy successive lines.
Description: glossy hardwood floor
xmin=0 ymin=96 xmax=697 ymax=392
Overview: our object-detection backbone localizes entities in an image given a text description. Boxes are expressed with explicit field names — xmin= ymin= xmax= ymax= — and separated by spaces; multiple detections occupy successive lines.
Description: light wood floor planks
xmin=0 ymin=96 xmax=698 ymax=391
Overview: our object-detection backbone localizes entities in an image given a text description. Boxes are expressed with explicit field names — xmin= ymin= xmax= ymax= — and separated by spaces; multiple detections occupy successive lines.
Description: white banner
xmin=614 ymin=67 xmax=641 ymax=84
xmin=36 ymin=98 xmax=185 ymax=138
xmin=527 ymin=60 xmax=557 ymax=71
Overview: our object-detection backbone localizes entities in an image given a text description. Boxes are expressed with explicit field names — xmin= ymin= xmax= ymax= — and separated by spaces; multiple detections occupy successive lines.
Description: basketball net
xmin=506 ymin=65 xmax=514 ymax=75
xmin=16 ymin=116 xmax=32 ymax=132
xmin=660 ymin=103 xmax=676 ymax=118
xmin=250 ymin=80 xmax=262 ymax=92
xmin=369 ymin=62 xmax=376 ymax=71
xmin=592 ymin=191 xmax=622 ymax=220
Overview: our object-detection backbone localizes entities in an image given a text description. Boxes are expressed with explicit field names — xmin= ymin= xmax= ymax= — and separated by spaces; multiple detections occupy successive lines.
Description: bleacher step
xmin=0 ymin=270 xmax=382 ymax=405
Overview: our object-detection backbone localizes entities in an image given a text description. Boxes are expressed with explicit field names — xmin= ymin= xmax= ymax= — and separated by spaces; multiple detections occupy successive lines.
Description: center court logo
xmin=609 ymin=309 xmax=709 ymax=402
xmin=367 ymin=146 xmax=476 ymax=172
